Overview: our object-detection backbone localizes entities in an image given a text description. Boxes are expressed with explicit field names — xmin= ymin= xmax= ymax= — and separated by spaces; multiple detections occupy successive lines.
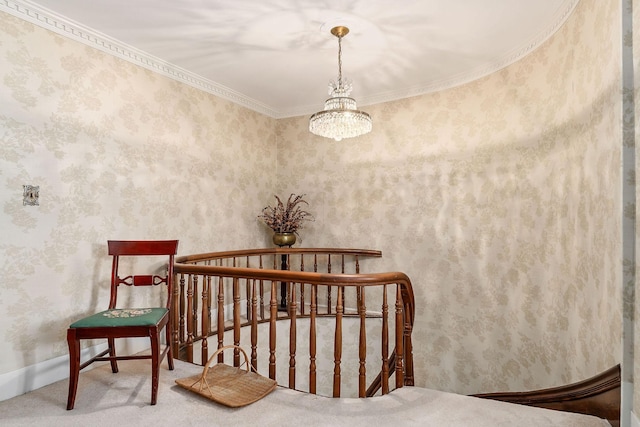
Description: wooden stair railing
xmin=172 ymin=248 xmax=415 ymax=398
xmin=473 ymin=365 xmax=621 ymax=427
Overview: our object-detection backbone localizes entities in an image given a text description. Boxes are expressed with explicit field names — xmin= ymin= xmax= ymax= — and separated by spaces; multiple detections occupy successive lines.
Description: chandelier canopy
xmin=309 ymin=26 xmax=372 ymax=141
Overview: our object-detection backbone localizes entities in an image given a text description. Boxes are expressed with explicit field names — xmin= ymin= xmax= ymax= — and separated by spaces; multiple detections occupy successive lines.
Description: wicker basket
xmin=175 ymin=345 xmax=277 ymax=408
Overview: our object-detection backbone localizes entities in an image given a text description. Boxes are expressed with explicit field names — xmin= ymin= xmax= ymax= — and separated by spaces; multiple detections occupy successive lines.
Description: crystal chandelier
xmin=309 ymin=26 xmax=372 ymax=141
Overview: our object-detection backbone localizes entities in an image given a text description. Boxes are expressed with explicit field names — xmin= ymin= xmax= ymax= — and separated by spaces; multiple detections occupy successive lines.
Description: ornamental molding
xmin=1 ymin=0 xmax=580 ymax=119
xmin=0 ymin=0 xmax=279 ymax=118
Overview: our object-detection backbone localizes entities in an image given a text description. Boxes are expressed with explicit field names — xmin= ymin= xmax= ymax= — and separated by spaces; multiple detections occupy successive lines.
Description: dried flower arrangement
xmin=258 ymin=193 xmax=313 ymax=235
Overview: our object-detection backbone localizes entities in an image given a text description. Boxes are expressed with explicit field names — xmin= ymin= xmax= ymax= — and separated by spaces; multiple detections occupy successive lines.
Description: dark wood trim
xmin=472 ymin=365 xmax=620 ymax=426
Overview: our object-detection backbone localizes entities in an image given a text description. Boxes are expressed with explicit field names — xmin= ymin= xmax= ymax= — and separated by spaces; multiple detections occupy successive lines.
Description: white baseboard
xmin=0 ymin=339 xmax=151 ymax=402
xmin=632 ymin=410 xmax=640 ymax=427
xmin=0 ymin=344 xmax=106 ymax=402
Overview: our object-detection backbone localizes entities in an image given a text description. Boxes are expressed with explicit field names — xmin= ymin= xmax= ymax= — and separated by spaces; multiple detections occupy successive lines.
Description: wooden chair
xmin=66 ymin=240 xmax=179 ymax=410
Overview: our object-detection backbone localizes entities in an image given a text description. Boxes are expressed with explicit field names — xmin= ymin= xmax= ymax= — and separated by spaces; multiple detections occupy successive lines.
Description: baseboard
xmin=631 ymin=409 xmax=640 ymax=427
xmin=0 ymin=344 xmax=105 ymax=402
xmin=0 ymin=338 xmax=152 ymax=402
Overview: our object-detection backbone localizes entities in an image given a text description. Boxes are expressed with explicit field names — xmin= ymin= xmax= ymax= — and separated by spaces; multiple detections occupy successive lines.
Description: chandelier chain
xmin=337 ymin=34 xmax=343 ymax=89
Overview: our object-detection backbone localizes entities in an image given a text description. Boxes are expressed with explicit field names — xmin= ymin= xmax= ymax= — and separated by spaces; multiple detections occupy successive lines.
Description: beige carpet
xmin=0 ymin=358 xmax=610 ymax=426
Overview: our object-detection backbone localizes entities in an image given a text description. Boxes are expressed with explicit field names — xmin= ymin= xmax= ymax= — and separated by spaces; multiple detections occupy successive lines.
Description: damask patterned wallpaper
xmin=0 ymin=0 xmax=623 ymax=400
xmin=631 ymin=0 xmax=640 ymax=416
xmin=0 ymin=11 xmax=277 ymax=376
xmin=277 ymin=0 xmax=621 ymax=395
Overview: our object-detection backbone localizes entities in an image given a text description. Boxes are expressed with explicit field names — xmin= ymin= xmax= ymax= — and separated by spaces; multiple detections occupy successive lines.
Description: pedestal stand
xmin=272 ymin=232 xmax=296 ymax=312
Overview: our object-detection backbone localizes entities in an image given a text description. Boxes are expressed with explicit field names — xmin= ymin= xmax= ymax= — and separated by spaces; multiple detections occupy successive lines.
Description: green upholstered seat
xmin=70 ymin=308 xmax=168 ymax=328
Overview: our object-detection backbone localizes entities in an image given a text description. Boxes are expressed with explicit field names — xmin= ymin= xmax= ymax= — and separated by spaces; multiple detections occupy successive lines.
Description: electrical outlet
xmin=23 ymin=185 xmax=39 ymax=206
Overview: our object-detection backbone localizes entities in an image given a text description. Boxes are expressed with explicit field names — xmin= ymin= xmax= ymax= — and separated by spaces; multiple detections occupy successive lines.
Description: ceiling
xmin=7 ymin=0 xmax=578 ymax=118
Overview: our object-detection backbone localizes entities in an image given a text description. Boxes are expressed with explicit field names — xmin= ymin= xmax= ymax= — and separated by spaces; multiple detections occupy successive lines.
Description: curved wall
xmin=276 ymin=0 xmax=621 ymax=394
xmin=0 ymin=10 xmax=277 ymax=382
xmin=0 ymin=0 xmax=623 ymax=402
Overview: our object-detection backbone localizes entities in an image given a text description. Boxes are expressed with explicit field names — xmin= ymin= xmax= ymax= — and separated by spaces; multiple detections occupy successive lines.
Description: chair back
xmin=107 ymin=240 xmax=179 ymax=310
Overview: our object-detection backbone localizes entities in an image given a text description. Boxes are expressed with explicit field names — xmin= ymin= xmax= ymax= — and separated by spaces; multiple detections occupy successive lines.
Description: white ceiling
xmin=6 ymin=0 xmax=578 ymax=118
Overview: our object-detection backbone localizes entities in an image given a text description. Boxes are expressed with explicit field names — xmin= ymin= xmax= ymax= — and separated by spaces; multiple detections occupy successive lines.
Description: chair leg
xmin=66 ymin=329 xmax=80 ymax=410
xmin=165 ymin=324 xmax=174 ymax=371
xmin=150 ymin=329 xmax=160 ymax=405
xmin=107 ymin=337 xmax=119 ymax=373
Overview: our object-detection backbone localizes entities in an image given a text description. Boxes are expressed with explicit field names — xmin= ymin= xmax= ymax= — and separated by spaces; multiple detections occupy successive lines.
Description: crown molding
xmin=0 ymin=0 xmax=279 ymax=118
xmin=1 ymin=0 xmax=579 ymax=120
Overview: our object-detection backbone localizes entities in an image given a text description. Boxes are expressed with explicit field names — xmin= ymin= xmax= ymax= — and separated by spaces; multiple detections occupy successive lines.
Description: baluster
xmin=186 ymin=274 xmax=194 ymax=363
xmin=246 ymin=278 xmax=251 ymax=323
xmin=395 ymin=286 xmax=404 ymax=388
xmin=206 ymin=270 xmax=212 ymax=337
xmin=313 ymin=254 xmax=321 ymax=315
xmin=233 ymin=277 xmax=241 ymax=367
xmin=289 ymin=281 xmax=297 ymax=389
xmin=217 ymin=276 xmax=224 ymax=363
xmin=170 ymin=272 xmax=180 ymax=359
xmin=355 ymin=255 xmax=360 ymax=274
xmin=403 ymin=285 xmax=414 ymax=387
xmin=358 ymin=286 xmax=366 ymax=397
xmin=193 ymin=275 xmax=199 ymax=341
xmin=259 ymin=255 xmax=265 ymax=320
xmin=178 ymin=273 xmax=185 ymax=348
xmin=201 ymin=275 xmax=209 ymax=364
xmin=310 ymin=284 xmax=317 ymax=394
xmin=327 ymin=255 xmax=332 ymax=315
xmin=300 ymin=255 xmax=305 ymax=315
xmin=341 ymin=255 xmax=347 ymax=311
xmin=251 ymin=279 xmax=258 ymax=371
xmin=246 ymin=257 xmax=251 ymax=323
xmin=332 ymin=285 xmax=343 ymax=397
xmin=382 ymin=284 xmax=389 ymax=394
xmin=269 ymin=280 xmax=277 ymax=380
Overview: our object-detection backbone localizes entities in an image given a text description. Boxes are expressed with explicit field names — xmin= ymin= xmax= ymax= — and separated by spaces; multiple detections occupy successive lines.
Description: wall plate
xmin=23 ymin=185 xmax=39 ymax=206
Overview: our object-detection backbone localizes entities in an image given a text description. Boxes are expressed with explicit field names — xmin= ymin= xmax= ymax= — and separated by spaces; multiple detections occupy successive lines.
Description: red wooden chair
xmin=66 ymin=240 xmax=179 ymax=410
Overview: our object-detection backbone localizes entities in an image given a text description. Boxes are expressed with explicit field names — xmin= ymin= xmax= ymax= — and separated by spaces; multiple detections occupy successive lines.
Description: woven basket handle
xmin=200 ymin=345 xmax=250 ymax=381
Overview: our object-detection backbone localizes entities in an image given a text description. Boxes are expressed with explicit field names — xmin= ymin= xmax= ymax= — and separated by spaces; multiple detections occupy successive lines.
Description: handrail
xmin=171 ymin=248 xmax=414 ymax=398
xmin=176 ymin=247 xmax=383 ymax=264
xmin=175 ymin=264 xmax=410 ymax=288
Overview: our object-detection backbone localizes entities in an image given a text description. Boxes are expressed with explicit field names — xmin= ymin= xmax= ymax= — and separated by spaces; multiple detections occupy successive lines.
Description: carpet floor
xmin=0 ymin=358 xmax=610 ymax=426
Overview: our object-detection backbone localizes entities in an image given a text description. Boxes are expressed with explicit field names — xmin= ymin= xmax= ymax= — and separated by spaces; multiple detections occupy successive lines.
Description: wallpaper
xmin=0 ymin=11 xmax=277 ymax=376
xmin=0 ymin=0 xmax=624 ymax=402
xmin=632 ymin=0 xmax=640 ymax=417
xmin=277 ymin=0 xmax=621 ymax=395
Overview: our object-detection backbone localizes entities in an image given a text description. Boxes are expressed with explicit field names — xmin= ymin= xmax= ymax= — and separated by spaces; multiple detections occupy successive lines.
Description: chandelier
xmin=309 ymin=26 xmax=372 ymax=141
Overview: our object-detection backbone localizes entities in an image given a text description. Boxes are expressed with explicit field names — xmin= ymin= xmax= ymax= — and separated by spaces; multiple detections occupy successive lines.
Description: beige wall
xmin=632 ymin=0 xmax=640 ymax=418
xmin=0 ymin=11 xmax=277 ymax=376
xmin=0 ymin=0 xmax=623 ymax=402
xmin=277 ymin=0 xmax=621 ymax=395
